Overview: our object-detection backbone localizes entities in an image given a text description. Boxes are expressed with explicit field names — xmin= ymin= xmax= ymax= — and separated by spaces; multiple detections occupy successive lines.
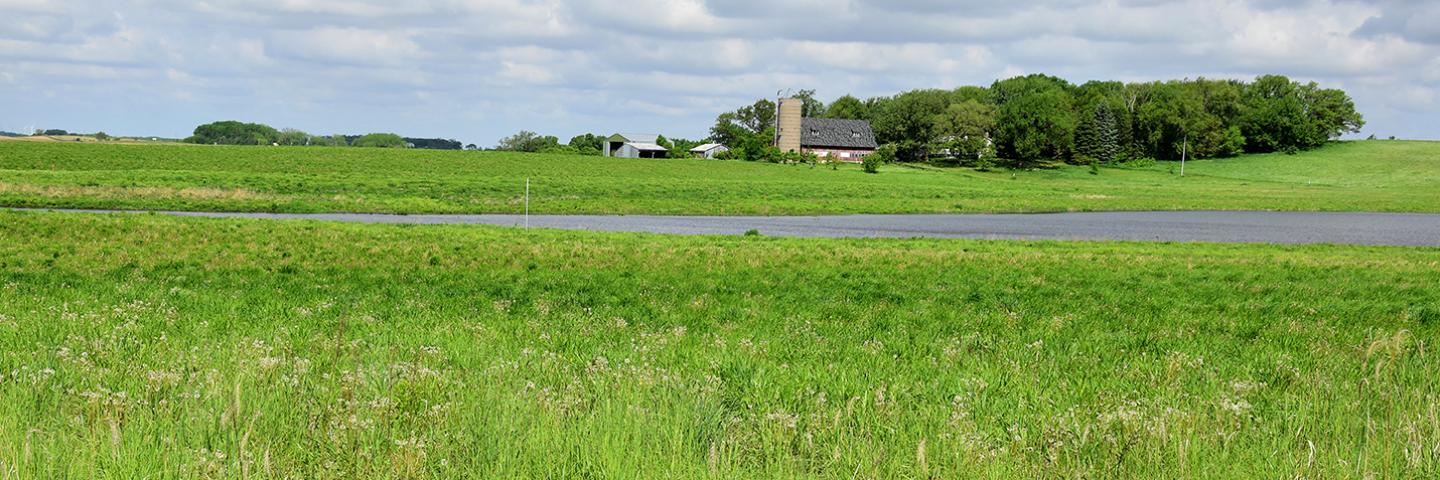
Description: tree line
xmin=177 ymin=73 xmax=1366 ymax=165
xmin=184 ymin=121 xmax=469 ymax=150
xmin=710 ymin=74 xmax=1364 ymax=166
xmin=493 ymin=131 xmax=706 ymax=156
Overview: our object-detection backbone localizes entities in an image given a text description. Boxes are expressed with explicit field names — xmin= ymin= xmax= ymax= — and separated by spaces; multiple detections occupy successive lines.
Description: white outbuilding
xmin=689 ymin=143 xmax=729 ymax=159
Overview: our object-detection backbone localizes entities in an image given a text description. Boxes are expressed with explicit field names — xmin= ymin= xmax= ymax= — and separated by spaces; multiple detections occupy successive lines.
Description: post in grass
xmin=525 ymin=178 xmax=530 ymax=229
xmin=1180 ymin=135 xmax=1187 ymax=177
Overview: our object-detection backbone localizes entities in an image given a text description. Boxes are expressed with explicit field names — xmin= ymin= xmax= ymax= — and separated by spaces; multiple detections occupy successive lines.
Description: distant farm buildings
xmin=776 ymin=97 xmax=878 ymax=162
xmin=604 ymin=133 xmax=669 ymax=159
xmin=689 ymin=143 xmax=729 ymax=159
xmin=601 ymin=95 xmax=877 ymax=162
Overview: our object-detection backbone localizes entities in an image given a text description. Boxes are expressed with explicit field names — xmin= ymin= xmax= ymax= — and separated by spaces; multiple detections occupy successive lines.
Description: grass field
xmin=1 ymin=140 xmax=1437 ymax=215
xmin=1 ymin=210 xmax=1437 ymax=478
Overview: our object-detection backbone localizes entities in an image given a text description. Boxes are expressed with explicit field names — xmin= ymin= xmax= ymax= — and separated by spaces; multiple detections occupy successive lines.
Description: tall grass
xmin=1 ymin=211 xmax=1437 ymax=478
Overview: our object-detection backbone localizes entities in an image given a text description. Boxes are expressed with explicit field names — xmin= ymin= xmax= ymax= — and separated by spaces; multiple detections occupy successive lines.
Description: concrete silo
xmin=776 ymin=97 xmax=803 ymax=153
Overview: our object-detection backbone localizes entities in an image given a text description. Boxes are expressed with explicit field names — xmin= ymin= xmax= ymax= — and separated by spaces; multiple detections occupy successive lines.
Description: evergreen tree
xmin=1074 ymin=110 xmax=1099 ymax=162
xmin=1074 ymin=102 xmax=1121 ymax=164
xmin=1095 ymin=103 xmax=1121 ymax=164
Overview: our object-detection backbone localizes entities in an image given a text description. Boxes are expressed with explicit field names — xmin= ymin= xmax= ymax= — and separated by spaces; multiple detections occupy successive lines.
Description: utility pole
xmin=1180 ymin=134 xmax=1188 ymax=177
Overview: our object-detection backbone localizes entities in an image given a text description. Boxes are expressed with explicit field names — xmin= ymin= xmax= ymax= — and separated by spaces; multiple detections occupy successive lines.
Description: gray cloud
xmin=0 ymin=0 xmax=1436 ymax=143
xmin=1354 ymin=1 xmax=1440 ymax=44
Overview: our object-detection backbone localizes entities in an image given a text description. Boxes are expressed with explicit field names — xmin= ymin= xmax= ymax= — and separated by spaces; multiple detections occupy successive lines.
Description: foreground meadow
xmin=2 ymin=140 xmax=1438 ymax=215
xmin=1 ymin=211 xmax=1437 ymax=478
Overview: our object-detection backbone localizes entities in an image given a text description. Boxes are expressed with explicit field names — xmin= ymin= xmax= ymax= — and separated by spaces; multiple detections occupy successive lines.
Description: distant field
xmin=1 ymin=210 xmax=1437 ymax=477
xmin=0 ymin=135 xmax=176 ymax=145
xmin=1 ymin=141 xmax=1437 ymax=215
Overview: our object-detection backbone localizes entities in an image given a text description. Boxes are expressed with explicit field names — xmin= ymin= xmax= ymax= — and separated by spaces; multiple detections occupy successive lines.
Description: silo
xmin=776 ymin=97 xmax=803 ymax=153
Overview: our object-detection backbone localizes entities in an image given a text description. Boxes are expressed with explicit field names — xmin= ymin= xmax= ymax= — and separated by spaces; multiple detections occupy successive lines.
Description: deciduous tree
xmin=352 ymin=133 xmax=406 ymax=148
xmin=871 ymin=89 xmax=950 ymax=162
xmin=992 ymin=75 xmax=1076 ymax=165
xmin=186 ymin=121 xmax=279 ymax=145
xmin=932 ymin=100 xmax=996 ymax=161
xmin=823 ymin=95 xmax=869 ymax=120
xmin=497 ymin=130 xmax=559 ymax=152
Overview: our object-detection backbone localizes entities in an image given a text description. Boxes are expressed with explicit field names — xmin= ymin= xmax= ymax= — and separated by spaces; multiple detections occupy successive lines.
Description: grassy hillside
xmin=1 ymin=211 xmax=1436 ymax=477
xmin=1 ymin=141 xmax=1437 ymax=215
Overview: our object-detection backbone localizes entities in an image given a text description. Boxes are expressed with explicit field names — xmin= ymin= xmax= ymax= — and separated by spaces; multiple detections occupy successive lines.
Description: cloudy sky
xmin=2 ymin=0 xmax=1437 ymax=145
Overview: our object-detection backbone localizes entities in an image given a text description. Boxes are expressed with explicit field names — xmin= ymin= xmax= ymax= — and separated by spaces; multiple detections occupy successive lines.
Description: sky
xmin=1 ymin=0 xmax=1437 ymax=145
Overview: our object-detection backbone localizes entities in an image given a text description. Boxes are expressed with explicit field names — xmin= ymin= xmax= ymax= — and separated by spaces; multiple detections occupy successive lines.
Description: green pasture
xmin=1 ymin=140 xmax=1436 ymax=215
xmin=1 ymin=211 xmax=1436 ymax=478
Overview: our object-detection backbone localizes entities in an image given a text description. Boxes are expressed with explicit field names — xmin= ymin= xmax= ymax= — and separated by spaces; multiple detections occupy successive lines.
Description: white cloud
xmin=1424 ymin=58 xmax=1440 ymax=83
xmin=574 ymin=0 xmax=722 ymax=33
xmin=270 ymin=27 xmax=422 ymax=65
xmin=785 ymin=42 xmax=993 ymax=76
xmin=498 ymin=61 xmax=556 ymax=84
xmin=0 ymin=0 xmax=56 ymax=12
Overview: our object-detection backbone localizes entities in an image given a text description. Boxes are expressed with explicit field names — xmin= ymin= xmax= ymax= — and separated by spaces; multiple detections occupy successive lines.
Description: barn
xmin=797 ymin=118 xmax=877 ymax=162
xmin=603 ymin=133 xmax=669 ymax=159
xmin=776 ymin=98 xmax=877 ymax=162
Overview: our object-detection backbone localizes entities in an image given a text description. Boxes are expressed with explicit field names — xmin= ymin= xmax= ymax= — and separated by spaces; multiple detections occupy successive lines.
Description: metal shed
xmin=689 ymin=143 xmax=729 ymax=159
xmin=604 ymin=133 xmax=669 ymax=159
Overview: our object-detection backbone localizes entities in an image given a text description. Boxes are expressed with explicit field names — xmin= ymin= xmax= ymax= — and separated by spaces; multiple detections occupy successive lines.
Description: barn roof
xmin=626 ymin=142 xmax=668 ymax=151
xmin=608 ymin=133 xmax=659 ymax=144
xmin=800 ymin=118 xmax=877 ymax=149
xmin=690 ymin=143 xmax=726 ymax=152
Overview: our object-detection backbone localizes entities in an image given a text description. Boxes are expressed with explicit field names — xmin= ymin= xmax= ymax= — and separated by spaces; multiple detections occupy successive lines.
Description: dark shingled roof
xmin=800 ymin=118 xmax=878 ymax=149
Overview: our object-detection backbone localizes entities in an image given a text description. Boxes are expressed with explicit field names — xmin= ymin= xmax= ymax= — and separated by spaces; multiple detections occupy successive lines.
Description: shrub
xmin=538 ymin=145 xmax=580 ymax=155
xmin=865 ymin=144 xmax=898 ymax=174
xmin=1123 ymin=157 xmax=1157 ymax=168
xmin=974 ymin=156 xmax=994 ymax=172
xmin=862 ymin=155 xmax=881 ymax=174
xmin=1219 ymin=126 xmax=1246 ymax=158
xmin=863 ymin=146 xmax=896 ymax=174
xmin=755 ymin=146 xmax=784 ymax=163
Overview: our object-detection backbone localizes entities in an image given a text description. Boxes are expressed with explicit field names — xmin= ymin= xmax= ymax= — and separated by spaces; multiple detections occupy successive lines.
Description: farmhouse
xmin=689 ymin=143 xmax=729 ymax=159
xmin=603 ymin=133 xmax=669 ymax=159
xmin=775 ymin=97 xmax=877 ymax=162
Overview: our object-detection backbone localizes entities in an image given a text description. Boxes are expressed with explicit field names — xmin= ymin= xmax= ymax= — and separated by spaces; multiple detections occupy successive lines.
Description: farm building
xmin=604 ymin=133 xmax=669 ymax=159
xmin=689 ymin=143 xmax=729 ymax=159
xmin=776 ymin=98 xmax=878 ymax=162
